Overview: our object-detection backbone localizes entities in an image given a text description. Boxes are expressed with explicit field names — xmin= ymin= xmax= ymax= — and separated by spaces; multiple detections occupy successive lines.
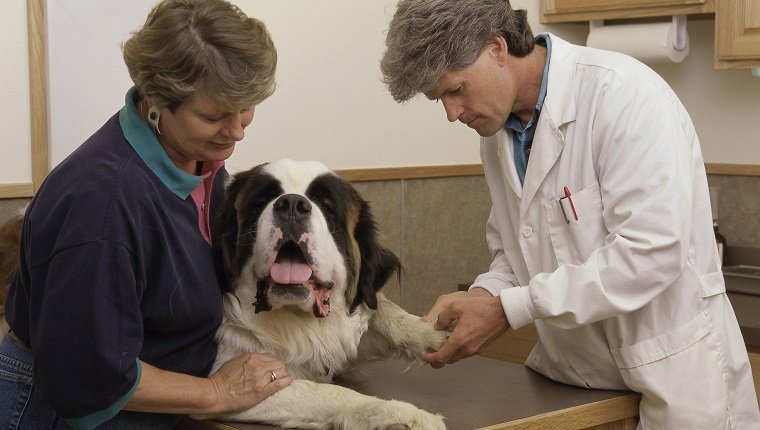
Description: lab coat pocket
xmin=610 ymin=312 xmax=730 ymax=428
xmin=545 ymin=182 xmax=607 ymax=265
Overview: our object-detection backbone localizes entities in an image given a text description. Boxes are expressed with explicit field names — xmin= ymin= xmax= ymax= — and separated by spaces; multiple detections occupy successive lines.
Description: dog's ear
xmin=212 ymin=168 xmax=254 ymax=291
xmin=349 ymin=196 xmax=402 ymax=313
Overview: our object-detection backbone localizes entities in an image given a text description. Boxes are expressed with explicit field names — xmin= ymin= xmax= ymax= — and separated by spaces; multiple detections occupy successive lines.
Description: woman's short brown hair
xmin=123 ymin=0 xmax=277 ymax=111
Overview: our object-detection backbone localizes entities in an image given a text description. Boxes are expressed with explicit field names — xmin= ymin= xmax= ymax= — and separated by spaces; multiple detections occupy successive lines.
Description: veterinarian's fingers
xmin=423 ymin=291 xmax=467 ymax=322
xmin=434 ymin=306 xmax=460 ymax=331
xmin=423 ymin=335 xmax=462 ymax=368
xmin=422 ymin=351 xmax=443 ymax=368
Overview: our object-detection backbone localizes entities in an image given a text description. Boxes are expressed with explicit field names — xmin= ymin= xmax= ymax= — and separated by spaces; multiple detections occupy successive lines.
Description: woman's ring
xmin=269 ymin=371 xmax=277 ymax=382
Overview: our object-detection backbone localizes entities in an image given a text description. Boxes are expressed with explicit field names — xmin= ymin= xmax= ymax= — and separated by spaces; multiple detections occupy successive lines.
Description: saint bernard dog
xmin=205 ymin=159 xmax=448 ymax=429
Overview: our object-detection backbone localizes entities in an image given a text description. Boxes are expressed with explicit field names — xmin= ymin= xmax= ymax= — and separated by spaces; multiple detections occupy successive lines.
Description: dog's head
xmin=214 ymin=159 xmax=400 ymax=318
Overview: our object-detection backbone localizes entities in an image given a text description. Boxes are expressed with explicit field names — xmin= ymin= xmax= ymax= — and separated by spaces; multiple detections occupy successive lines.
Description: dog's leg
xmin=358 ymin=293 xmax=447 ymax=364
xmin=196 ymin=379 xmax=445 ymax=430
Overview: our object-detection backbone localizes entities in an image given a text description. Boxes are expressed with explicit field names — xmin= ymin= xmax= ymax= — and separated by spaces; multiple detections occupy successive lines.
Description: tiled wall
xmin=1 ymin=173 xmax=757 ymax=316
xmin=352 ymin=173 xmax=760 ymax=314
xmin=353 ymin=176 xmax=493 ymax=316
xmin=706 ymin=174 xmax=760 ymax=250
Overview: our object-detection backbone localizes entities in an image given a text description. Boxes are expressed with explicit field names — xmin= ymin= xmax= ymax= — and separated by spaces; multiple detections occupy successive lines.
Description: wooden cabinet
xmin=540 ymin=0 xmax=715 ymax=23
xmin=540 ymin=0 xmax=760 ymax=70
xmin=715 ymin=0 xmax=760 ymax=69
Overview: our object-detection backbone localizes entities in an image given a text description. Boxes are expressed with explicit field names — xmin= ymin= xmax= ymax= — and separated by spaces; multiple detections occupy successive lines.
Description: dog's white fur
xmin=202 ymin=159 xmax=447 ymax=429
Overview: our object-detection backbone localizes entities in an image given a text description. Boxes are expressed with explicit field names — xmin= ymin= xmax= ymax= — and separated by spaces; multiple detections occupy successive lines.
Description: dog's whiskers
xmin=236 ymin=230 xmax=256 ymax=246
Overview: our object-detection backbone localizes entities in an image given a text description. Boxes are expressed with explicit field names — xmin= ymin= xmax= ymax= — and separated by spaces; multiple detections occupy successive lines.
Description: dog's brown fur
xmin=0 ymin=215 xmax=23 ymax=332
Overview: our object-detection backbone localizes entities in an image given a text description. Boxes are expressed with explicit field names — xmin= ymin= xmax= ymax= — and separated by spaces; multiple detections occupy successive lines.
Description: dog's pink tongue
xmin=271 ymin=260 xmax=313 ymax=284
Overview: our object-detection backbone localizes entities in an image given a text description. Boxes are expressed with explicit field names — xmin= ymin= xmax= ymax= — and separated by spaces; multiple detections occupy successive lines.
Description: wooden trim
xmin=336 ymin=162 xmax=760 ymax=182
xmin=0 ymin=183 xmax=35 ymax=199
xmin=476 ymin=394 xmax=641 ymax=430
xmin=705 ymin=163 xmax=760 ymax=176
xmin=336 ymin=164 xmax=484 ymax=182
xmin=7 ymin=157 xmax=756 ymax=199
xmin=27 ymin=0 xmax=49 ymax=193
xmin=179 ymin=395 xmax=641 ymax=430
xmin=1 ymin=0 xmax=49 ymax=200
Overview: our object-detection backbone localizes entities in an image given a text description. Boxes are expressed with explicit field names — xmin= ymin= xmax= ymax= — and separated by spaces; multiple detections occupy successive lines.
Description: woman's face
xmin=155 ymin=90 xmax=254 ymax=173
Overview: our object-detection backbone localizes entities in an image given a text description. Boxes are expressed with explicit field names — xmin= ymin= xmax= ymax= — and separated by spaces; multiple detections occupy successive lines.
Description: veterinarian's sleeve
xmin=471 ymin=208 xmax=520 ymax=294
xmin=29 ymin=240 xmax=143 ymax=428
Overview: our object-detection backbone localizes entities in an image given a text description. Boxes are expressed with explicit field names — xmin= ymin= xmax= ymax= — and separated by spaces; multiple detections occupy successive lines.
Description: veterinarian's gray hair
xmin=123 ymin=0 xmax=277 ymax=112
xmin=380 ymin=0 xmax=534 ymax=102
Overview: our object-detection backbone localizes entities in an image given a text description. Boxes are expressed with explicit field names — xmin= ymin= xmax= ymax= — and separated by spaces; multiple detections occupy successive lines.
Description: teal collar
xmin=118 ymin=87 xmax=201 ymax=199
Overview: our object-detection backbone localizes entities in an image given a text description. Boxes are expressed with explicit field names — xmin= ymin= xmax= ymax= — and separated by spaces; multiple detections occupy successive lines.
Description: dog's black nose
xmin=273 ymin=194 xmax=312 ymax=223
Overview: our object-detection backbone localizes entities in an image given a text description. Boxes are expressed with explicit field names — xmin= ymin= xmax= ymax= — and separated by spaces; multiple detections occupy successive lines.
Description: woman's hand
xmin=207 ymin=352 xmax=293 ymax=414
xmin=125 ymin=353 xmax=292 ymax=416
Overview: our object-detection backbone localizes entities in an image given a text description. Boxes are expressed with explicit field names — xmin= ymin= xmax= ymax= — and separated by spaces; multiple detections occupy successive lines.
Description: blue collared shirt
xmin=506 ymin=34 xmax=552 ymax=185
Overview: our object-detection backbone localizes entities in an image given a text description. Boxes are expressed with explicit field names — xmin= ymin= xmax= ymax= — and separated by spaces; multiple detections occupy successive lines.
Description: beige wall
xmin=350 ymin=172 xmax=760 ymax=314
xmin=0 ymin=0 xmax=32 ymax=186
xmin=3 ymin=1 xmax=759 ymax=191
xmin=513 ymin=0 xmax=760 ymax=166
xmin=353 ymin=176 xmax=493 ymax=315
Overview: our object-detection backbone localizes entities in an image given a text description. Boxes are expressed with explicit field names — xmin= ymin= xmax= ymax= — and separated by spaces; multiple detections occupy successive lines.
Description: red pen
xmin=563 ymin=186 xmax=579 ymax=221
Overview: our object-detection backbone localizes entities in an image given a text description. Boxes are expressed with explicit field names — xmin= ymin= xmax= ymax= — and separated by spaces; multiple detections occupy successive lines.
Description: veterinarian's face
xmin=156 ymin=90 xmax=254 ymax=174
xmin=424 ymin=37 xmax=517 ymax=138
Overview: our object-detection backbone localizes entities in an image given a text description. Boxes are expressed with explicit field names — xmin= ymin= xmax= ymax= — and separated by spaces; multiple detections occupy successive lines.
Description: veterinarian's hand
xmin=423 ymin=288 xmax=490 ymax=325
xmin=423 ymin=289 xmax=509 ymax=368
xmin=208 ymin=352 xmax=292 ymax=414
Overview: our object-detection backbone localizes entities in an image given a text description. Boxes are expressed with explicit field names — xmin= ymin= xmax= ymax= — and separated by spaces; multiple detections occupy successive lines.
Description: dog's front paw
xmin=406 ymin=318 xmax=448 ymax=362
xmin=336 ymin=398 xmax=446 ymax=430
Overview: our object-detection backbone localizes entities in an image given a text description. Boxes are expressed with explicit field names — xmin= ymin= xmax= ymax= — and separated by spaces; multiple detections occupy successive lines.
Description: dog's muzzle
xmin=254 ymin=193 xmax=335 ymax=318
xmin=273 ymin=194 xmax=312 ymax=233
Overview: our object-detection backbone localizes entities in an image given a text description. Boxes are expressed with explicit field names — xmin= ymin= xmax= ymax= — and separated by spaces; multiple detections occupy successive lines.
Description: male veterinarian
xmin=381 ymin=0 xmax=760 ymax=428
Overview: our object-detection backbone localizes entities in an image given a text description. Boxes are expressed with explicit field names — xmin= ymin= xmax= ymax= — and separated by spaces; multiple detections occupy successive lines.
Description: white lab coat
xmin=474 ymin=34 xmax=760 ymax=429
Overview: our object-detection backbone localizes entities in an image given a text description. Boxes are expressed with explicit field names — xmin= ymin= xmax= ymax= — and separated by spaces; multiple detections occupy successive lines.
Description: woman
xmin=0 ymin=1 xmax=291 ymax=428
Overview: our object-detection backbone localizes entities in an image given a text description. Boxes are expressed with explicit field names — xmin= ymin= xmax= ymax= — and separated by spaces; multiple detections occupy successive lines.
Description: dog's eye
xmin=307 ymin=182 xmax=341 ymax=217
xmin=313 ymin=196 xmax=334 ymax=214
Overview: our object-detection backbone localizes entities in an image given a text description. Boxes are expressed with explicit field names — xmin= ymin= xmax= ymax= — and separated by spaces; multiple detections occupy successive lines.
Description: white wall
xmin=0 ymin=0 xmax=32 ymax=184
xmin=46 ymin=1 xmax=155 ymax=168
xmin=647 ymin=16 xmax=760 ymax=164
xmin=45 ymin=0 xmax=484 ymax=173
xmin=516 ymin=0 xmax=760 ymax=166
xmin=2 ymin=0 xmax=759 ymax=185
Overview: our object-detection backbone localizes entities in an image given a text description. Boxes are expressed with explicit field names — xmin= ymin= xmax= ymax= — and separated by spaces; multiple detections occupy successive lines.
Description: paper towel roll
xmin=586 ymin=19 xmax=689 ymax=63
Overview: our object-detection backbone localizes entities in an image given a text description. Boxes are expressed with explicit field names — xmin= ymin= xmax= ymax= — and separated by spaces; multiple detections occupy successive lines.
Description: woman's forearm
xmin=124 ymin=360 xmax=219 ymax=415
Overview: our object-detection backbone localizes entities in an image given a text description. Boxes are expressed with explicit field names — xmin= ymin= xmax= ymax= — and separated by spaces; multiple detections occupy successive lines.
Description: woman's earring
xmin=148 ymin=106 xmax=162 ymax=135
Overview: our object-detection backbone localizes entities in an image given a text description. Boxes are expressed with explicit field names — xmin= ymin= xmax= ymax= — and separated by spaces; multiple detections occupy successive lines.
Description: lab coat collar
xmin=519 ymin=34 xmax=578 ymax=217
xmin=541 ymin=34 xmax=577 ymax=128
